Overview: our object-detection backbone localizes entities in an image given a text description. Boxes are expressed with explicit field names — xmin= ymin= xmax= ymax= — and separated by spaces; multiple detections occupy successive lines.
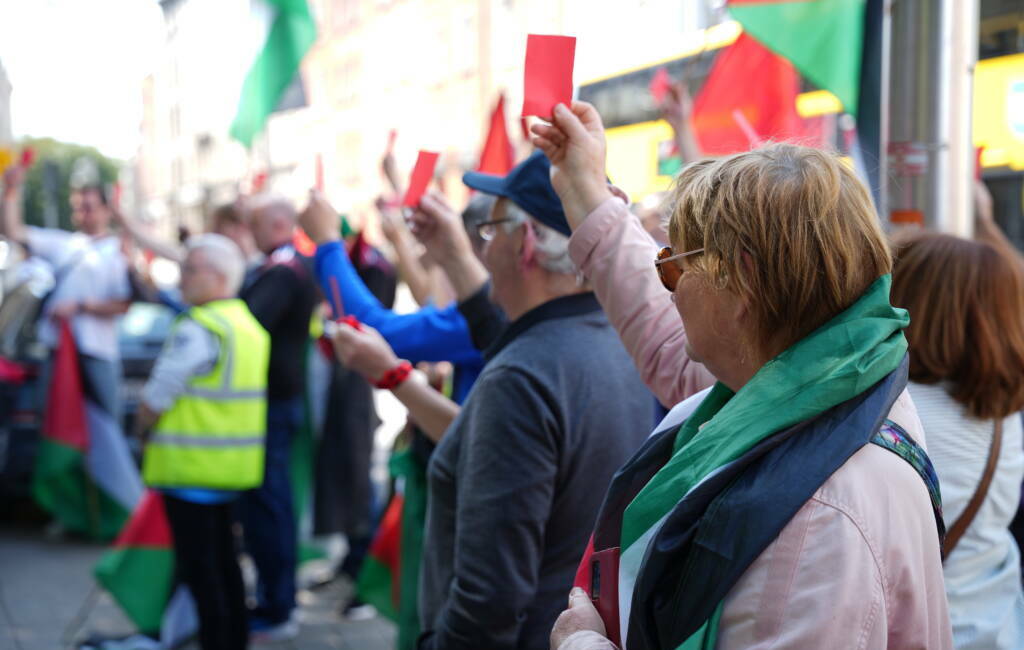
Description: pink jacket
xmin=561 ymin=198 xmax=952 ymax=649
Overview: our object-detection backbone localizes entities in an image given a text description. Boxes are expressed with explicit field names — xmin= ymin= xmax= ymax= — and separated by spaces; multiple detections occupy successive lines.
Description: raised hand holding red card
xmin=649 ymin=67 xmax=671 ymax=105
xmin=522 ymin=34 xmax=576 ymax=119
xmin=402 ymin=150 xmax=440 ymax=208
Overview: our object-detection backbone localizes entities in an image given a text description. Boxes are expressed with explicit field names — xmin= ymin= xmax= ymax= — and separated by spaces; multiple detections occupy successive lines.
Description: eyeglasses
xmin=476 ymin=217 xmax=517 ymax=242
xmin=655 ymin=246 xmax=704 ymax=292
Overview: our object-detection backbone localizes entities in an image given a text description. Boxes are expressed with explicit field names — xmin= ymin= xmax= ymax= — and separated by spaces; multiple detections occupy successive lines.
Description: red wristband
xmin=374 ymin=361 xmax=413 ymax=390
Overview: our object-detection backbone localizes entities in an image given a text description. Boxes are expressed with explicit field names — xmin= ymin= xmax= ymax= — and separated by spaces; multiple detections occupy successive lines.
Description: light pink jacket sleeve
xmin=568 ymin=197 xmax=716 ymax=407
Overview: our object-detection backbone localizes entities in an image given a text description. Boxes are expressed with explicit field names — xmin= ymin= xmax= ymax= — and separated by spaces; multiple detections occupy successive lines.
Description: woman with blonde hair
xmin=892 ymin=231 xmax=1024 ymax=648
xmin=530 ymin=102 xmax=952 ymax=649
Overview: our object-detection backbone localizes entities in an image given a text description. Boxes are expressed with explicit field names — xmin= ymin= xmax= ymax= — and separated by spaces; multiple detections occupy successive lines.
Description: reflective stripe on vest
xmin=149 ymin=433 xmax=265 ymax=448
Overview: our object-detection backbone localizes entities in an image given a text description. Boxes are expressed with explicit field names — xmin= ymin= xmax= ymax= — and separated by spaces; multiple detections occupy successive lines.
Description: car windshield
xmin=118 ymin=303 xmax=175 ymax=341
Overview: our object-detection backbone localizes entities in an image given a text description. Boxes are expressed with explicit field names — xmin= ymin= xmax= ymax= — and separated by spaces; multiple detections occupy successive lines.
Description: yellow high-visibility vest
xmin=142 ymin=298 xmax=270 ymax=490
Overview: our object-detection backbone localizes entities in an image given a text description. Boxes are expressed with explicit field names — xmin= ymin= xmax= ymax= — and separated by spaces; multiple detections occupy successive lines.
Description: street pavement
xmin=0 ymin=524 xmax=396 ymax=650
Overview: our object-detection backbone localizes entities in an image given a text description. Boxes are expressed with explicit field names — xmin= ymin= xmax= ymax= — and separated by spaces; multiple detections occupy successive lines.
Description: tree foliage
xmin=17 ymin=137 xmax=119 ymax=231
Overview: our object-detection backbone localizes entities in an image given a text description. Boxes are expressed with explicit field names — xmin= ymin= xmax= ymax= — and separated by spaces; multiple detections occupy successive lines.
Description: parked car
xmin=0 ymin=301 xmax=174 ymax=505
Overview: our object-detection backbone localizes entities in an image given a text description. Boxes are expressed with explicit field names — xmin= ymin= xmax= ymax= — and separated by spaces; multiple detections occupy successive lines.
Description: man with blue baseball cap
xmin=415 ymin=151 xmax=653 ymax=650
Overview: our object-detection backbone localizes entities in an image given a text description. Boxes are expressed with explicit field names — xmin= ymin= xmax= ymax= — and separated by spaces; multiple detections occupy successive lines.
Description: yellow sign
xmin=974 ymin=53 xmax=1024 ymax=171
xmin=0 ymin=147 xmax=13 ymax=174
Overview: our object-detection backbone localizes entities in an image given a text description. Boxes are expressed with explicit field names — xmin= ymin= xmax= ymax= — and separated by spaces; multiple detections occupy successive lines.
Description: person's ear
xmin=517 ymin=221 xmax=537 ymax=272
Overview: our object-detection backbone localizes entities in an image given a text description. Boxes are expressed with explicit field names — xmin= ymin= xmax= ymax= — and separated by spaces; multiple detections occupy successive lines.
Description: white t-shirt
xmin=27 ymin=226 xmax=131 ymax=361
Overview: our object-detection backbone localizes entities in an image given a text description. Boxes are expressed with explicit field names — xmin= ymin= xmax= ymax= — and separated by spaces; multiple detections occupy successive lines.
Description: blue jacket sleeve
xmin=314 ymin=241 xmax=483 ymax=365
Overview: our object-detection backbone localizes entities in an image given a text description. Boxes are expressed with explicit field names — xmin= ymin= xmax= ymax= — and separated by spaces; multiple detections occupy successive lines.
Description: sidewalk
xmin=0 ymin=525 xmax=396 ymax=650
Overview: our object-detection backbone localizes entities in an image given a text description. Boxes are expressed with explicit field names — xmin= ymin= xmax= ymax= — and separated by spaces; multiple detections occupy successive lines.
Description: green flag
xmin=230 ymin=0 xmax=317 ymax=147
xmin=729 ymin=0 xmax=866 ymax=115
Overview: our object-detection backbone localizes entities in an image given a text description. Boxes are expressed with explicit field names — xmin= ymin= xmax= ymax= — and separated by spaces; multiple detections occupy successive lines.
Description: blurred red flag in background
xmin=692 ymin=32 xmax=803 ymax=155
xmin=477 ymin=94 xmax=515 ymax=175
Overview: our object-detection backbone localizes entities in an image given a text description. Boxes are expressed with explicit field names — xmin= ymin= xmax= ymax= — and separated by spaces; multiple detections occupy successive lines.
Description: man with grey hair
xmin=135 ymin=233 xmax=269 ymax=650
xmin=238 ymin=193 xmax=318 ymax=640
xmin=412 ymin=151 xmax=654 ymax=649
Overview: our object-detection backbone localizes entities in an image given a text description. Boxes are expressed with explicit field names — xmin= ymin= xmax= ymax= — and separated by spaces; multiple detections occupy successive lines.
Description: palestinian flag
xmin=356 ymin=492 xmax=403 ymax=621
xmin=357 ymin=446 xmax=429 ymax=650
xmin=691 ymin=32 xmax=803 ymax=155
xmin=95 ymin=490 xmax=198 ymax=646
xmin=32 ymin=321 xmax=142 ymax=541
xmin=729 ymin=0 xmax=866 ymax=116
xmin=229 ymin=0 xmax=317 ymax=147
xmin=727 ymin=0 xmax=885 ymax=201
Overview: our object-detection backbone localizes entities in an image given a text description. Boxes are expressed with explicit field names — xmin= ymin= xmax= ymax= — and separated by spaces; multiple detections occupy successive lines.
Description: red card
xmin=19 ymin=147 xmax=35 ymax=168
xmin=402 ymin=150 xmax=439 ymax=208
xmin=386 ymin=129 xmax=398 ymax=156
xmin=522 ymin=34 xmax=576 ymax=119
xmin=315 ymin=153 xmax=325 ymax=192
xmin=975 ymin=146 xmax=985 ymax=180
xmin=649 ymin=67 xmax=671 ymax=105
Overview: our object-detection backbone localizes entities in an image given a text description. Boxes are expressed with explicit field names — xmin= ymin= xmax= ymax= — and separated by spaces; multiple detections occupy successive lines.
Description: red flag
xmin=522 ymin=34 xmax=576 ymax=118
xmin=692 ymin=33 xmax=803 ymax=155
xmin=44 ymin=321 xmax=89 ymax=452
xmin=402 ymin=151 xmax=440 ymax=208
xmin=477 ymin=95 xmax=515 ymax=175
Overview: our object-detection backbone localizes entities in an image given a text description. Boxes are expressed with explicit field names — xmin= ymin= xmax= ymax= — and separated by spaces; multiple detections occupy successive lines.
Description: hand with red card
xmin=649 ymin=67 xmax=672 ymax=105
xmin=402 ymin=150 xmax=440 ymax=208
xmin=19 ymin=147 xmax=35 ymax=168
xmin=522 ymin=34 xmax=576 ymax=120
xmin=329 ymin=319 xmax=404 ymax=385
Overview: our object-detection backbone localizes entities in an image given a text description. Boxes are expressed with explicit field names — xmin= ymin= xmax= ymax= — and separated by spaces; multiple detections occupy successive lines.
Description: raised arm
xmin=377 ymin=196 xmax=441 ymax=307
xmin=408 ymin=191 xmax=489 ymax=302
xmin=660 ymin=80 xmax=703 ymax=165
xmin=532 ymin=102 xmax=715 ymax=407
xmin=112 ymin=208 xmax=186 ymax=264
xmin=299 ymin=190 xmax=482 ymax=365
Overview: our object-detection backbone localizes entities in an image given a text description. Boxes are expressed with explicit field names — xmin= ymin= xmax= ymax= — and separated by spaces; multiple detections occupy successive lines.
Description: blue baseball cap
xmin=461 ymin=151 xmax=571 ymax=237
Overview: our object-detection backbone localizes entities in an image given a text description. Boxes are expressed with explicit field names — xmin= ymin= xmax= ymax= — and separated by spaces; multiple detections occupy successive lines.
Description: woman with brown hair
xmin=892 ymin=231 xmax=1024 ymax=649
xmin=530 ymin=102 xmax=951 ymax=649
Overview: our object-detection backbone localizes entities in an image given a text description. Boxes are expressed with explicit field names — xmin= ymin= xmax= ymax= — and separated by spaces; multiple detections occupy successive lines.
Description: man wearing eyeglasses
xmin=414 ymin=151 xmax=653 ymax=650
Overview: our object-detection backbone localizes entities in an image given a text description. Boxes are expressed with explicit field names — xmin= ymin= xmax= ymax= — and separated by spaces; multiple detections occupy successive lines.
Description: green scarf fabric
xmin=619 ymin=275 xmax=909 ymax=649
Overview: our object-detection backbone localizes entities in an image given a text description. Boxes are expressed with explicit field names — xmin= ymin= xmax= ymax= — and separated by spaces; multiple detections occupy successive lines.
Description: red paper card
xmin=402 ymin=150 xmax=439 ymax=208
xmin=975 ymin=146 xmax=985 ymax=180
xmin=649 ymin=67 xmax=671 ymax=105
xmin=522 ymin=34 xmax=576 ymax=119
xmin=19 ymin=147 xmax=35 ymax=168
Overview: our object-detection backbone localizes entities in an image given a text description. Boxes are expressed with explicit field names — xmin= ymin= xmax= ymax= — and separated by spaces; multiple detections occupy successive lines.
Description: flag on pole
xmin=728 ymin=0 xmax=866 ymax=115
xmin=94 ymin=490 xmax=198 ymax=645
xmin=32 ymin=321 xmax=142 ymax=541
xmin=229 ymin=0 xmax=317 ymax=147
xmin=691 ymin=32 xmax=802 ymax=155
xmin=477 ymin=94 xmax=515 ymax=175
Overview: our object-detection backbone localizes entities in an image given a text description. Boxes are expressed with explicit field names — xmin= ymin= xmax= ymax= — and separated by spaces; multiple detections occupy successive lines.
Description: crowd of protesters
xmin=2 ymin=77 xmax=1024 ymax=650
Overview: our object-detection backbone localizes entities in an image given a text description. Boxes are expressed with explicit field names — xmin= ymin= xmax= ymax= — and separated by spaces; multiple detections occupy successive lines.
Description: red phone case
xmin=589 ymin=547 xmax=622 ymax=647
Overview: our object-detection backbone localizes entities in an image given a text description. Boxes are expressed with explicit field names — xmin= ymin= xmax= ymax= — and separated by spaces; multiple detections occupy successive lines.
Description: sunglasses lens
xmin=656 ymin=247 xmax=679 ymax=292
